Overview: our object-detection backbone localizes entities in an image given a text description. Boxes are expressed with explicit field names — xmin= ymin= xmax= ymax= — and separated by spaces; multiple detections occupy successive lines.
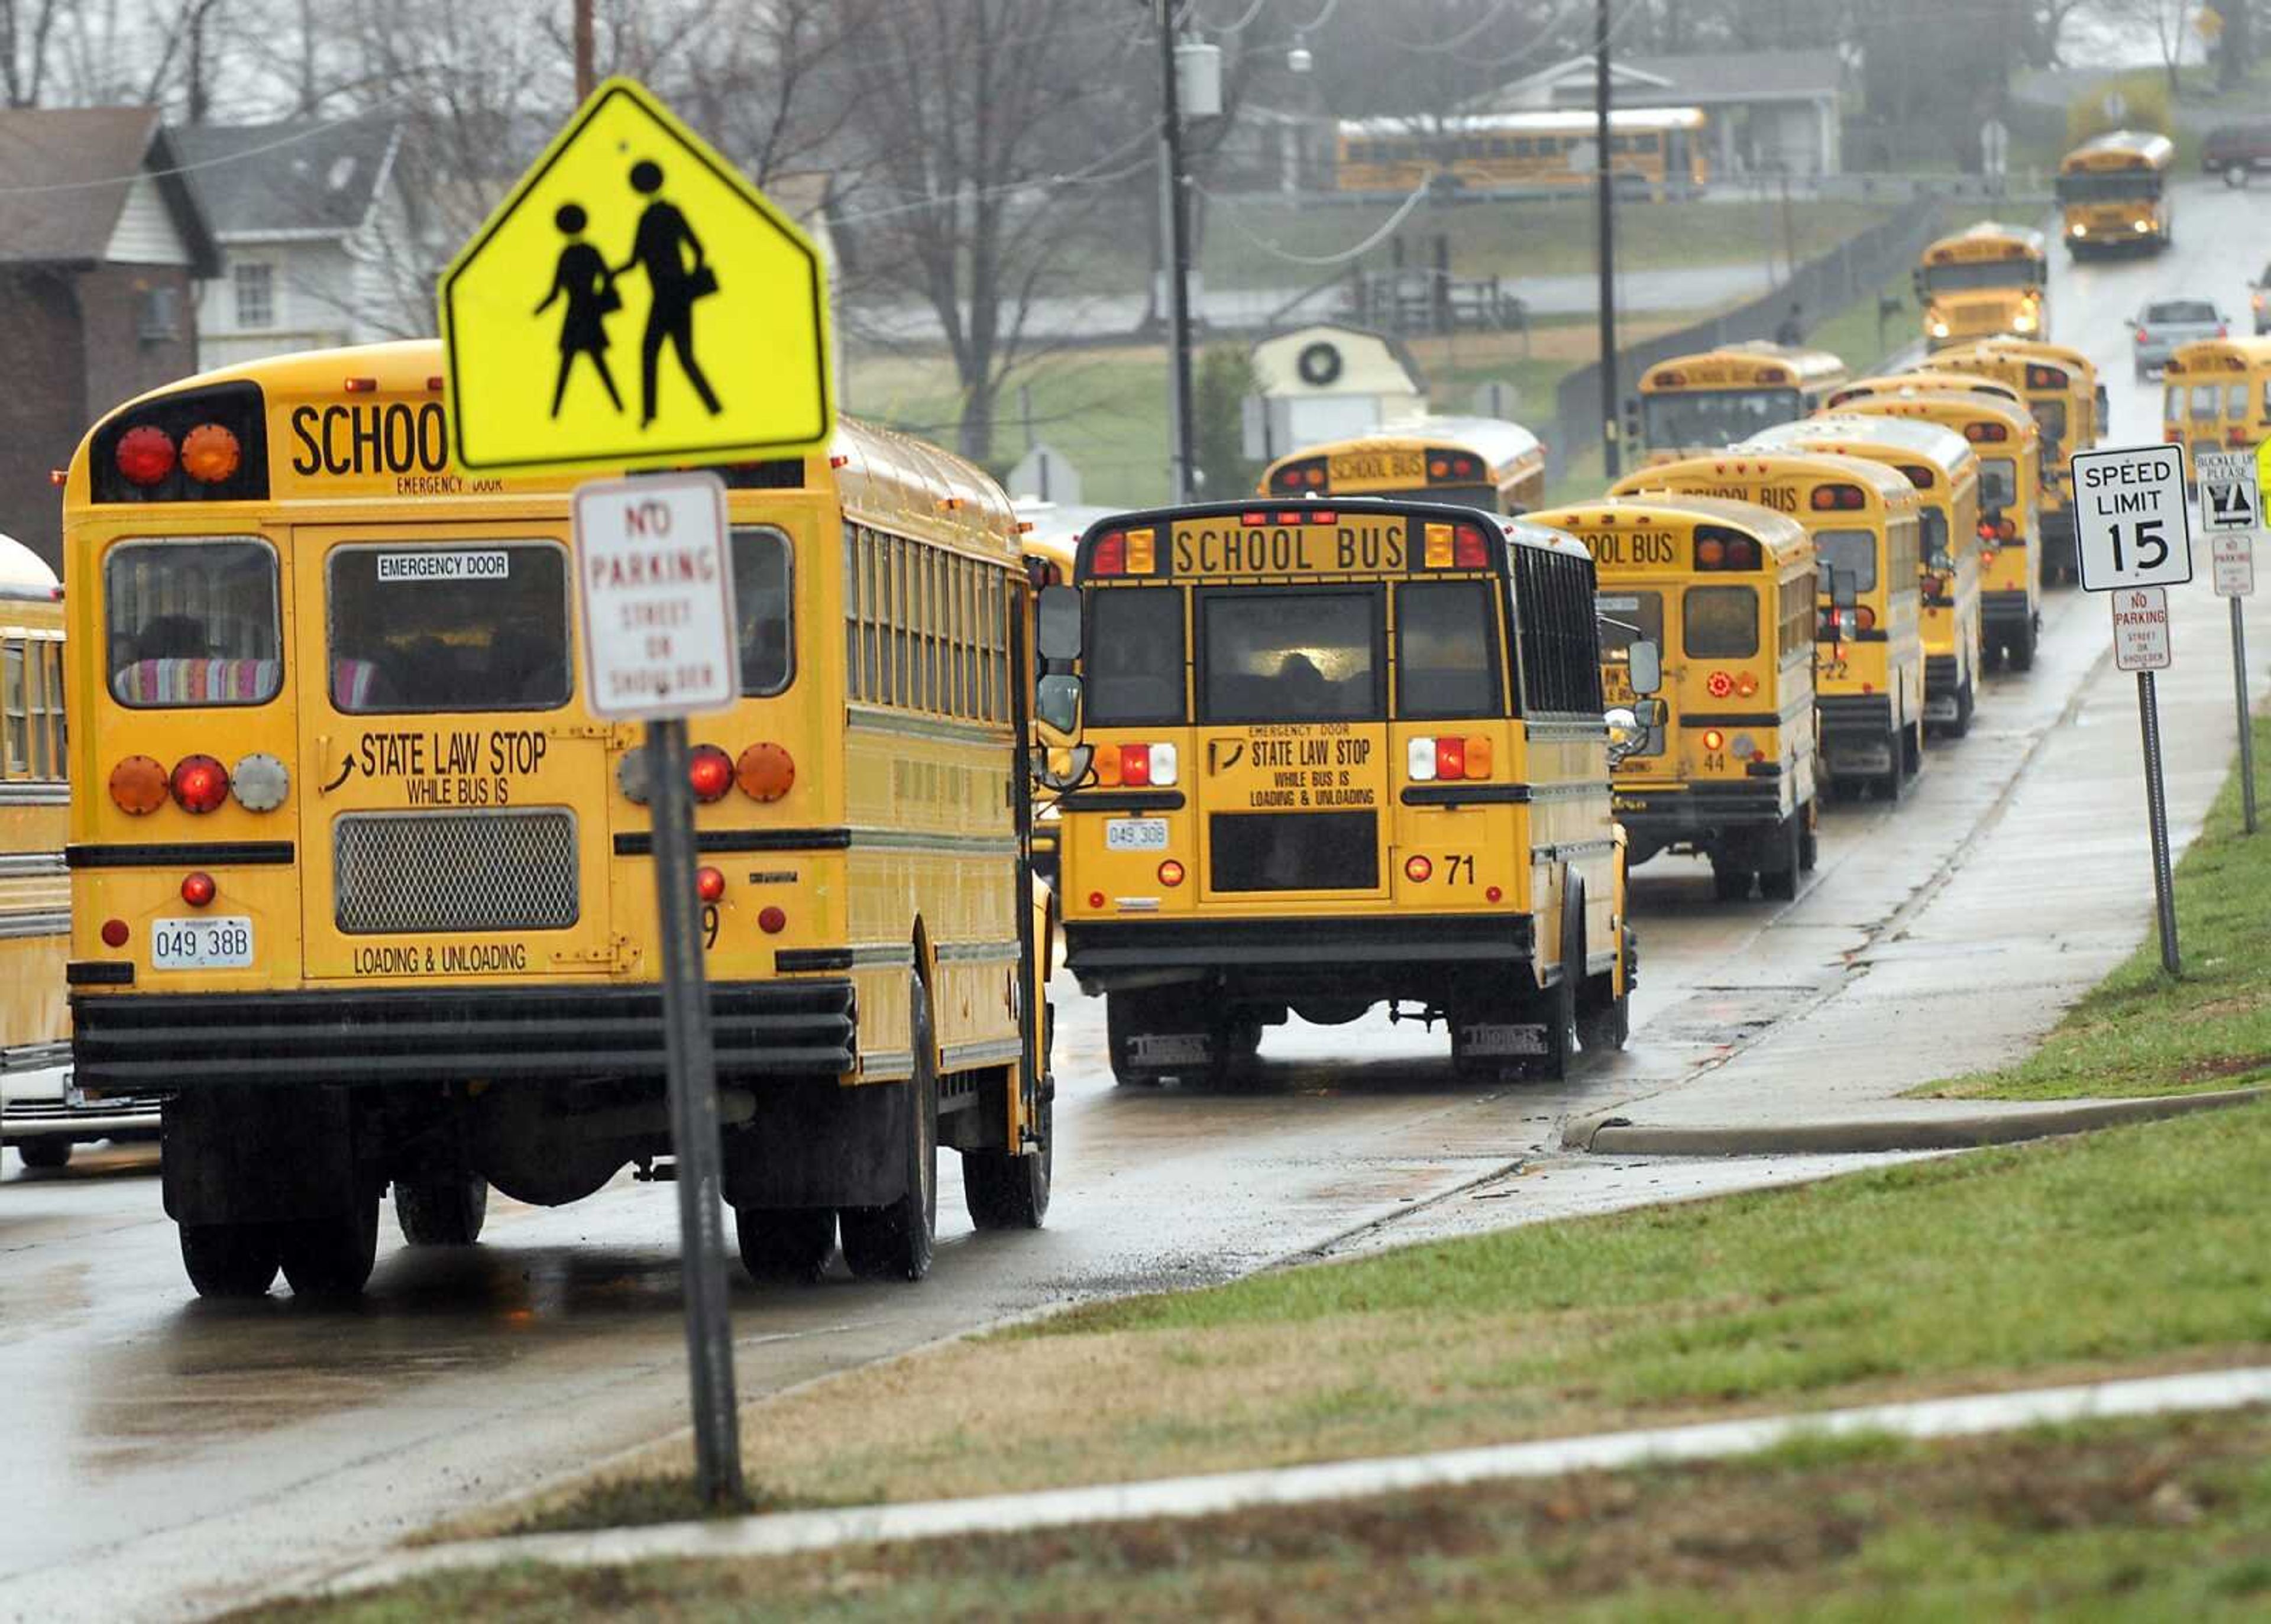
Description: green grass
xmin=1924 ymin=715 xmax=2271 ymax=1102
xmin=240 ymin=1408 xmax=2271 ymax=1622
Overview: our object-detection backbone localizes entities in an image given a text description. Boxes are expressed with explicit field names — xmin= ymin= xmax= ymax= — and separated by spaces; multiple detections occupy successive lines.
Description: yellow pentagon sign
xmin=440 ymin=77 xmax=833 ymax=473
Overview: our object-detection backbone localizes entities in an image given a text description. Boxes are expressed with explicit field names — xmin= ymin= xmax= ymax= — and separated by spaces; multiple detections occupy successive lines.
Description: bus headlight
xmin=1927 ymin=318 xmax=1950 ymax=338
xmin=2132 ymin=218 xmax=2152 ymax=234
xmin=2013 ymin=310 xmax=2037 ymax=333
xmin=2070 ymin=222 xmax=2088 ymax=237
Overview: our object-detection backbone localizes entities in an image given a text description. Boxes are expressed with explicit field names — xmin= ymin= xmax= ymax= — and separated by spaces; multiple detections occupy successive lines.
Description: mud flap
xmin=161 ymin=1083 xmax=360 ymax=1226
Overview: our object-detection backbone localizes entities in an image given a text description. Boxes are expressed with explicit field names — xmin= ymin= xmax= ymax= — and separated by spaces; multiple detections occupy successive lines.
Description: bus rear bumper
xmin=1817 ymin=694 xmax=1898 ymax=778
xmin=69 ymin=980 xmax=859 ymax=1092
xmin=1065 ymin=913 xmax=1534 ymax=999
xmin=1982 ymin=589 xmax=2035 ymax=633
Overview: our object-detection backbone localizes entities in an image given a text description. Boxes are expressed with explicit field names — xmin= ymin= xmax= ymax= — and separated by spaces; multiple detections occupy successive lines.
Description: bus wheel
xmin=1577 ymin=925 xmax=1633 ymax=1054
xmin=2008 ymin=622 xmax=2036 ymax=672
xmin=1799 ymin=810 xmax=1820 ymax=872
xmin=1710 ymin=859 xmax=1755 ymax=901
xmin=278 ymin=1190 xmax=380 ymax=1299
xmin=736 ymin=1206 xmax=836 ymax=1282
xmin=179 ymin=1221 xmax=280 ymax=1299
xmin=395 ymin=1175 xmax=487 ymax=1246
xmin=1759 ymin=814 xmax=1803 ymax=902
xmin=1903 ymin=714 xmax=1924 ymax=777
xmin=964 ymin=1095 xmax=1052 ymax=1231
xmin=841 ymin=975 xmax=938 ymax=1282
xmin=1106 ymin=989 xmax=1174 ymax=1086
xmin=1948 ymin=677 xmax=1975 ymax=739
xmin=16 ymin=1138 xmax=70 ymax=1170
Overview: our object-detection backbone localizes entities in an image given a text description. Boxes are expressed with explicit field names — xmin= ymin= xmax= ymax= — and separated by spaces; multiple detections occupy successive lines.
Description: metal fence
xmin=1549 ymin=194 xmax=1948 ymax=479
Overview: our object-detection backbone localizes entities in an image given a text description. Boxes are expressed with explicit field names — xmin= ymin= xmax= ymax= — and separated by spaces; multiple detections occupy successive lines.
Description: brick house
xmin=0 ymin=109 xmax=219 ymax=572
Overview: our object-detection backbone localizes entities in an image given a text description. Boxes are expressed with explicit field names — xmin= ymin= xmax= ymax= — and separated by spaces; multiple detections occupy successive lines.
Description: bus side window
xmin=39 ymin=640 xmax=64 ymax=776
xmin=2 ymin=639 xmax=24 ymax=775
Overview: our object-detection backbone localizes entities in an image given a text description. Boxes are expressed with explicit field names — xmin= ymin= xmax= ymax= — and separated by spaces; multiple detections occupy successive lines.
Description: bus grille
xmin=333 ymin=810 xmax=578 ymax=934
xmin=1208 ymin=811 xmax=1378 ymax=892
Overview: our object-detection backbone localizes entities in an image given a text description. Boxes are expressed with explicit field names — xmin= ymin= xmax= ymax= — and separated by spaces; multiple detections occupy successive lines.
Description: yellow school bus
xmin=1933 ymin=338 xmax=2104 ymax=582
xmin=1336 ymin=107 xmax=1708 ymax=199
xmin=2163 ymin=337 xmax=2271 ymax=466
xmin=1 ymin=539 xmax=72 ymax=1164
xmin=1914 ymin=222 xmax=2050 ymax=350
xmin=1612 ymin=453 xmax=1924 ymax=800
xmin=62 ymin=341 xmax=1052 ymax=1296
xmin=1634 ymin=342 xmax=1851 ymax=465
xmin=1260 ymin=417 xmax=1547 ymax=515
xmin=1527 ymin=496 xmax=1817 ymax=901
xmin=1049 ymin=499 xmax=1629 ymax=1082
xmin=1743 ymin=416 xmax=1985 ymax=737
xmin=2056 ymin=130 xmax=2175 ymax=255
xmin=1832 ymin=391 xmax=2044 ymax=672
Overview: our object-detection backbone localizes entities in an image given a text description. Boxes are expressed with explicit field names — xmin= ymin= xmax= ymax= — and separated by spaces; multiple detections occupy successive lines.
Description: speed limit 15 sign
xmin=2071 ymin=444 xmax=2194 ymax=593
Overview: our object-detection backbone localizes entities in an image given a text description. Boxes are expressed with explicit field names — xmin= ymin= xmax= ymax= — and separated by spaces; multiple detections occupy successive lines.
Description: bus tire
xmin=1903 ymin=713 xmax=1924 ymax=777
xmin=179 ymin=1221 xmax=280 ymax=1299
xmin=16 ymin=1137 xmax=70 ymax=1170
xmin=1759 ymin=813 xmax=1803 ymax=901
xmin=1798 ymin=807 xmax=1820 ymax=871
xmin=1710 ymin=859 xmax=1754 ymax=901
xmin=2008 ymin=621 xmax=2036 ymax=672
xmin=277 ymin=1188 xmax=380 ymax=1298
xmin=395 ymin=1175 xmax=487 ymax=1246
xmin=840 ymin=974 xmax=938 ymax=1283
xmin=964 ymin=1095 xmax=1052 ymax=1231
xmin=1520 ymin=893 xmax=1582 ymax=1082
xmin=1577 ymin=925 xmax=1633 ymax=1053
xmin=735 ymin=1205 xmax=836 ymax=1282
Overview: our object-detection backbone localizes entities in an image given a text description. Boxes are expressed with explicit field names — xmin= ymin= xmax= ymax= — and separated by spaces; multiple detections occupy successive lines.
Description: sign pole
xmin=646 ymin=714 xmax=746 ymax=1505
xmin=2136 ymin=671 xmax=2181 ymax=976
xmin=2232 ymin=594 xmax=2257 ymax=836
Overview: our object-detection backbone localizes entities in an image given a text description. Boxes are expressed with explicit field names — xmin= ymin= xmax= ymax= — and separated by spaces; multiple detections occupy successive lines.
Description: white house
xmin=177 ymin=118 xmax=419 ymax=371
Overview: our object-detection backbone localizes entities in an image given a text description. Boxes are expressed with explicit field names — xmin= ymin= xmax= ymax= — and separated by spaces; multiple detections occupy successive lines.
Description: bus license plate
xmin=150 ymin=917 xmax=254 ymax=970
xmin=1105 ymin=818 xmax=1169 ymax=852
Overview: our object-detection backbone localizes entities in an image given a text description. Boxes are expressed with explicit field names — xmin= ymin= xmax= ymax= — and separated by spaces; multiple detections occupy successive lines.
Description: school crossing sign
xmin=440 ymin=77 xmax=834 ymax=473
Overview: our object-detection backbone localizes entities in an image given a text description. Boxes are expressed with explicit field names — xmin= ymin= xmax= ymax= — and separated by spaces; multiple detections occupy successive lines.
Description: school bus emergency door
xmin=1053 ymin=500 xmax=1626 ymax=1085
xmin=1832 ymin=392 xmax=2043 ymax=672
xmin=1530 ymin=496 xmax=1818 ymax=901
xmin=1744 ymin=415 xmax=1985 ymax=737
xmin=1612 ymin=452 xmax=1924 ymax=801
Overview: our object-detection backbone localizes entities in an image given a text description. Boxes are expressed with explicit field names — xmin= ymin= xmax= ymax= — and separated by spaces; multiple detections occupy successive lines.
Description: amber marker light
xmin=180 ymin=423 xmax=242 ymax=484
xmin=735 ymin=742 xmax=795 ymax=801
xmin=109 ymin=755 xmax=169 ymax=816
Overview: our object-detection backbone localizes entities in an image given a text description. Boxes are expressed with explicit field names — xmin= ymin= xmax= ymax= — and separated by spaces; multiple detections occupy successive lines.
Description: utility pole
xmin=1157 ymin=0 xmax=1198 ymax=503
xmin=575 ymin=0 xmax=596 ymax=99
xmin=1594 ymin=0 xmax=1620 ymax=479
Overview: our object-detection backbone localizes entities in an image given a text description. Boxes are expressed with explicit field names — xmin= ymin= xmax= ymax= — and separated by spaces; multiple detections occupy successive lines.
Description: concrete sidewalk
xmin=1567 ymin=566 xmax=2271 ymax=1156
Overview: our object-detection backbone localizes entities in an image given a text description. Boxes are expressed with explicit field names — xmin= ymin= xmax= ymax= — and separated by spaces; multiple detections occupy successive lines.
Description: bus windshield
xmin=2055 ymin=170 xmax=2163 ymax=202
xmin=1921 ymin=260 xmax=2038 ymax=293
xmin=1643 ymin=388 xmax=1802 ymax=448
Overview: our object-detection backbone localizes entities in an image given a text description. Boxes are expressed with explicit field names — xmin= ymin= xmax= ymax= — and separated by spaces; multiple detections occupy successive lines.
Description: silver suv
xmin=2127 ymin=297 xmax=2227 ymax=380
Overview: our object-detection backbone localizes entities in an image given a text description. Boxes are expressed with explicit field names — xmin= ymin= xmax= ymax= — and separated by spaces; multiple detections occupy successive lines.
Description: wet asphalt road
xmin=6 ymin=180 xmax=2268 ymax=1622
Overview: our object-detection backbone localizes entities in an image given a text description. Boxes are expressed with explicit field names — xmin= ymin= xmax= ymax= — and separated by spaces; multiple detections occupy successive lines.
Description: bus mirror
xmin=1626 ymin=638 xmax=1662 ymax=695
xmin=1035 ymin=672 xmax=1083 ymax=743
xmin=1037 ymin=585 xmax=1082 ymax=662
xmin=1637 ymin=697 xmax=1668 ymax=728
xmin=1032 ymin=742 xmax=1093 ymax=793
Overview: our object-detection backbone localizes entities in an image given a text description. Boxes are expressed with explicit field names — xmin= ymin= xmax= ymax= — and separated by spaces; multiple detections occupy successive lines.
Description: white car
xmin=2 ymin=1057 xmax=161 ymax=1171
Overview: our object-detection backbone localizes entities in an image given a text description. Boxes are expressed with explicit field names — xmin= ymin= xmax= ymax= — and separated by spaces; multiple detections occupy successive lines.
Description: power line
xmin=0 ymin=96 xmax=411 ymax=197
xmin=1193 ymin=174 xmax=1432 ymax=266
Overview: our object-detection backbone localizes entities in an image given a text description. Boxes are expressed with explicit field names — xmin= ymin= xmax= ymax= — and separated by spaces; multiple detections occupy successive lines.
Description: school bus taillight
xmin=1269 ymin=458 xmax=1326 ymax=493
xmin=231 ymin=752 xmax=290 ymax=811
xmin=695 ymin=866 xmax=726 ymax=903
xmin=1962 ymin=421 xmax=2010 ymax=444
xmin=1088 ymin=529 xmax=1156 ymax=575
xmin=1423 ymin=523 xmax=1490 ymax=569
xmin=116 ymin=425 xmax=176 ymax=486
xmin=1157 ymin=860 xmax=1185 ymax=888
xmin=180 ymin=423 xmax=242 ymax=484
xmin=180 ymin=872 xmax=217 ymax=908
xmin=1406 ymin=735 xmax=1491 ymax=781
xmin=170 ymin=755 xmax=230 ymax=814
xmin=1809 ymin=484 xmax=1866 ymax=512
xmin=687 ymin=744 xmax=735 ymax=803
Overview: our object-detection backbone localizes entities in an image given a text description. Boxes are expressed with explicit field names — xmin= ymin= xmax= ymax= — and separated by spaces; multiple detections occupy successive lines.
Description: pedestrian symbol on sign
xmin=2208 ymin=481 xmax=2256 ymax=529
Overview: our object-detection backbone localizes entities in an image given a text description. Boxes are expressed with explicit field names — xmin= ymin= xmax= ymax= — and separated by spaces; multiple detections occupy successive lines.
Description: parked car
xmin=2127 ymin=297 xmax=2228 ymax=380
xmin=2204 ymin=124 xmax=2271 ymax=187
xmin=2252 ymin=263 xmax=2271 ymax=335
xmin=2 ymin=1060 xmax=161 ymax=1172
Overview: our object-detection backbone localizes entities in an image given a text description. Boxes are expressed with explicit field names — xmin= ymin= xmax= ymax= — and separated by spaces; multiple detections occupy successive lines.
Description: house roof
xmin=0 ymin=108 xmax=219 ymax=274
xmin=1483 ymin=48 xmax=1842 ymax=111
xmin=172 ymin=117 xmax=400 ymax=242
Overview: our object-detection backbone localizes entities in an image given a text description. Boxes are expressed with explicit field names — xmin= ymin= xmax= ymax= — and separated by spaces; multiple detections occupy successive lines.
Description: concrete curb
xmin=310 ymin=1366 xmax=2271 ymax=1600
xmin=1564 ymin=1085 xmax=2267 ymax=1156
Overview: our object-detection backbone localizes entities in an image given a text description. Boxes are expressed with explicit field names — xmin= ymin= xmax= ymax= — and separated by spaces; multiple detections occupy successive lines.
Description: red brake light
xmin=169 ymin=754 xmax=229 ymax=814
xmin=1091 ymin=530 xmax=1126 ymax=575
xmin=115 ymin=425 xmax=176 ymax=487
xmin=180 ymin=871 xmax=216 ymax=908
xmin=1405 ymin=855 xmax=1433 ymax=883
xmin=1809 ymin=484 xmax=1864 ymax=511
xmin=695 ymin=866 xmax=726 ymax=903
xmin=1437 ymin=736 xmax=1466 ymax=779
xmin=1120 ymin=743 xmax=1151 ymax=787
xmin=687 ymin=745 xmax=734 ymax=803
xmin=1452 ymin=525 xmax=1489 ymax=568
xmin=1157 ymin=859 xmax=1185 ymax=888
xmin=758 ymin=905 xmax=787 ymax=934
xmin=101 ymin=918 xmax=130 ymax=949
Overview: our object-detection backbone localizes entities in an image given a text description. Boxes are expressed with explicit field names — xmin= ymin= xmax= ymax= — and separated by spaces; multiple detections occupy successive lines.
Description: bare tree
xmin=2108 ymin=0 xmax=2196 ymax=98
xmin=0 ymin=0 xmax=62 ymax=106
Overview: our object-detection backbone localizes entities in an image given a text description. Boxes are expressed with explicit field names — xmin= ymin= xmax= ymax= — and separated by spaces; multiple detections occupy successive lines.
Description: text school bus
xmin=1612 ymin=453 xmax=1924 ymax=801
xmin=1932 ymin=338 xmax=2104 ymax=582
xmin=2162 ymin=337 xmax=2271 ymax=468
xmin=1260 ymin=417 xmax=1547 ymax=516
xmin=62 ymin=341 xmax=1053 ymax=1298
xmin=1832 ymin=390 xmax=2044 ymax=672
xmin=1043 ymin=499 xmax=1631 ymax=1083
xmin=1632 ymin=342 xmax=1851 ymax=465
xmin=1745 ymin=415 xmax=1985 ymax=737
xmin=1527 ymin=496 xmax=1817 ymax=902
xmin=1914 ymin=222 xmax=2049 ymax=351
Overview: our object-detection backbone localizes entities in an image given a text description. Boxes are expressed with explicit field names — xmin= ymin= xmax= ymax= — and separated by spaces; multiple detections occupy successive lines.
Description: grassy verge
xmin=478 ymin=1102 xmax=2268 ymax=1535
xmin=244 ymin=1409 xmax=2271 ymax=1622
xmin=1924 ymin=715 xmax=2271 ymax=1103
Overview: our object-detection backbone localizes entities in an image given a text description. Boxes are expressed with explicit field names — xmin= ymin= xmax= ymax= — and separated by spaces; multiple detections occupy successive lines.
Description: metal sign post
xmin=572 ymin=471 xmax=745 ymax=1505
xmin=2199 ymin=449 xmax=2260 ymax=836
xmin=2073 ymin=444 xmax=2195 ymax=978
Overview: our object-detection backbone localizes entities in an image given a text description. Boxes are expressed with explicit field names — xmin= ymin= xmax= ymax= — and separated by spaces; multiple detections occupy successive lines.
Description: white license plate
xmin=150 ymin=917 xmax=254 ymax=970
xmin=1104 ymin=817 xmax=1170 ymax=852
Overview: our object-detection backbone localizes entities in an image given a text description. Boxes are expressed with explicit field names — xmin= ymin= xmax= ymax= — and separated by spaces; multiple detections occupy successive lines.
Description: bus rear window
xmin=1814 ymin=529 xmax=1878 ymax=594
xmin=1595 ymin=590 xmax=1663 ymax=656
xmin=1085 ymin=586 xmax=1185 ymax=726
xmin=2030 ymin=399 xmax=2068 ymax=445
xmin=1642 ymin=388 xmax=1801 ymax=449
xmin=1395 ymin=580 xmax=1500 ymax=720
xmin=326 ymin=541 xmax=570 ymax=713
xmin=1978 ymin=459 xmax=2018 ymax=510
xmin=1683 ymin=586 xmax=1758 ymax=659
xmin=1200 ymin=589 xmax=1380 ymax=723
xmin=106 ymin=538 xmax=281 ymax=709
